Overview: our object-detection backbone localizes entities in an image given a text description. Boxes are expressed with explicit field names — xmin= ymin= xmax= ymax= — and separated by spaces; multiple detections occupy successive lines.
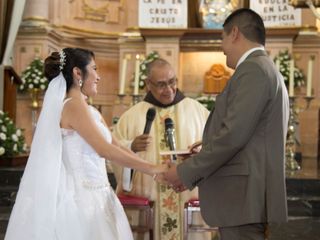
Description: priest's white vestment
xmin=113 ymin=97 xmax=214 ymax=240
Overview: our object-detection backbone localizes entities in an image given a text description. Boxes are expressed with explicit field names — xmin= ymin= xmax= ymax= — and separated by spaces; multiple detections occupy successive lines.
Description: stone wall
xmin=12 ymin=0 xmax=320 ymax=158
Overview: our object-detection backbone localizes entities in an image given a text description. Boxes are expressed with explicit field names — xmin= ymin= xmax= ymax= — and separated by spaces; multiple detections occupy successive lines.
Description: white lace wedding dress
xmin=5 ymin=74 xmax=133 ymax=240
xmin=55 ymin=105 xmax=133 ymax=239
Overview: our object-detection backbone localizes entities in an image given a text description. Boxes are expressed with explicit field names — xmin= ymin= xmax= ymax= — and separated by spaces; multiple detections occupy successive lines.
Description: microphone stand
xmin=165 ymin=129 xmax=177 ymax=163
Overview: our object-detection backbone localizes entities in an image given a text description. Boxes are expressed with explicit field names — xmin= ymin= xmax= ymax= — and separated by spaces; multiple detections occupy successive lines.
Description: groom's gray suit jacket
xmin=177 ymin=50 xmax=289 ymax=227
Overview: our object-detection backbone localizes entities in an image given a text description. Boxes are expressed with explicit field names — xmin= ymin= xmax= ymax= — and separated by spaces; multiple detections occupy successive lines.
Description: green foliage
xmin=19 ymin=58 xmax=48 ymax=92
xmin=195 ymin=95 xmax=215 ymax=111
xmin=0 ymin=111 xmax=27 ymax=157
xmin=274 ymin=50 xmax=305 ymax=88
xmin=139 ymin=51 xmax=160 ymax=89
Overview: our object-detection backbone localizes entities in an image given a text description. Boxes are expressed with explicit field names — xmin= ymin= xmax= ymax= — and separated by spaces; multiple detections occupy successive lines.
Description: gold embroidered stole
xmin=155 ymin=106 xmax=183 ymax=240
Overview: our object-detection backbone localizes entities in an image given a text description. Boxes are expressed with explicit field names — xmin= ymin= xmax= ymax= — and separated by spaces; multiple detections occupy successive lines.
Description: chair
xmin=118 ymin=194 xmax=154 ymax=240
xmin=184 ymin=199 xmax=219 ymax=240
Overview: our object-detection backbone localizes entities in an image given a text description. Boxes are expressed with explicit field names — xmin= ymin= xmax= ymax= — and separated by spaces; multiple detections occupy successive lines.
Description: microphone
xmin=165 ymin=118 xmax=177 ymax=162
xmin=143 ymin=107 xmax=156 ymax=134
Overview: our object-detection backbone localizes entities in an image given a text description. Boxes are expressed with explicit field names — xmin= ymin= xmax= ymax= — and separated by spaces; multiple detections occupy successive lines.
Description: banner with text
xmin=250 ymin=0 xmax=301 ymax=27
xmin=139 ymin=0 xmax=187 ymax=28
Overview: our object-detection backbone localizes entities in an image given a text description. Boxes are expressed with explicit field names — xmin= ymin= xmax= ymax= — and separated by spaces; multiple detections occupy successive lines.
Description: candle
xmin=306 ymin=56 xmax=314 ymax=97
xmin=133 ymin=54 xmax=140 ymax=95
xmin=119 ymin=55 xmax=128 ymax=95
xmin=289 ymin=59 xmax=294 ymax=97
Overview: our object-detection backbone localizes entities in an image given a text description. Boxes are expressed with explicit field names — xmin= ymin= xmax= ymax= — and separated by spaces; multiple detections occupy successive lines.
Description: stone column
xmin=22 ymin=0 xmax=49 ymax=26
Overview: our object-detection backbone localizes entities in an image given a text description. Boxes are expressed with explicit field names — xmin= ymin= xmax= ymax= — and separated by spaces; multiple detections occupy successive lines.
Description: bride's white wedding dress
xmin=5 ymin=103 xmax=133 ymax=240
xmin=55 ymin=105 xmax=133 ymax=239
xmin=5 ymin=73 xmax=133 ymax=239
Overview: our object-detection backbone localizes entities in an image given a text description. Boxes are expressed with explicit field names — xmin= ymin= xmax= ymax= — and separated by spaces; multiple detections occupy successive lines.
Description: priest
xmin=113 ymin=58 xmax=212 ymax=240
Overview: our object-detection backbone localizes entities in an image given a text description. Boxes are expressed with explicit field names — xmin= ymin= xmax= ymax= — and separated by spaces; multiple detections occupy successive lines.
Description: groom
xmin=161 ymin=8 xmax=289 ymax=240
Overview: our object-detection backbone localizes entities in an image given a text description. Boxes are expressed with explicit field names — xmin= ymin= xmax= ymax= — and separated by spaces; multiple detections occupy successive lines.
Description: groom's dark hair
xmin=223 ymin=8 xmax=266 ymax=46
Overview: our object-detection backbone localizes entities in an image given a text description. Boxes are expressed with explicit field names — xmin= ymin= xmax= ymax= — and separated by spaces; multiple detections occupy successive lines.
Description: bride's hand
xmin=152 ymin=163 xmax=168 ymax=174
xmin=151 ymin=164 xmax=169 ymax=184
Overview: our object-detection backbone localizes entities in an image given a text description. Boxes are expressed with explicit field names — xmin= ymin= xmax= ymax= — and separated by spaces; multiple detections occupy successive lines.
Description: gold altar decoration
xmin=286 ymin=95 xmax=314 ymax=172
xmin=286 ymin=97 xmax=300 ymax=171
xmin=204 ymin=63 xmax=230 ymax=93
xmin=82 ymin=0 xmax=109 ymax=22
xmin=29 ymin=88 xmax=41 ymax=109
xmin=73 ymin=0 xmax=123 ymax=23
xmin=28 ymin=88 xmax=42 ymax=134
xmin=289 ymin=0 xmax=320 ymax=8
xmin=290 ymin=0 xmax=320 ymax=20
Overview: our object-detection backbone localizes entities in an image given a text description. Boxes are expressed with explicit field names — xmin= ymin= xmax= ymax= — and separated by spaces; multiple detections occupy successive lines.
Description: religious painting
xmin=188 ymin=0 xmax=249 ymax=28
xmin=198 ymin=0 xmax=238 ymax=29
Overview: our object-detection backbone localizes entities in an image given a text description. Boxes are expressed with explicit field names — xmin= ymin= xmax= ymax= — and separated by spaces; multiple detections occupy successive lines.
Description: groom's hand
xmin=163 ymin=163 xmax=186 ymax=192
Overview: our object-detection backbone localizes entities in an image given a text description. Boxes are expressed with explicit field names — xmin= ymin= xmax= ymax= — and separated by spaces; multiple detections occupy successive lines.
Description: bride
xmin=5 ymin=48 xmax=166 ymax=240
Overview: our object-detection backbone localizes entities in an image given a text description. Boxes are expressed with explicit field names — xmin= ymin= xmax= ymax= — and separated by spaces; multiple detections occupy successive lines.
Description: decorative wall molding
xmin=73 ymin=0 xmax=123 ymax=24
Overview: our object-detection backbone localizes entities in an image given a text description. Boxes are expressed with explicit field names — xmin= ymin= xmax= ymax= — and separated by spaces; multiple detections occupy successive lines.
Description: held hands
xmin=150 ymin=141 xmax=201 ymax=192
xmin=153 ymin=162 xmax=187 ymax=193
xmin=152 ymin=163 xmax=169 ymax=176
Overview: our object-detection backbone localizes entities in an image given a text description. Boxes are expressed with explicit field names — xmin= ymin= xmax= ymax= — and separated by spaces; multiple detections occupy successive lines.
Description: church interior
xmin=1 ymin=0 xmax=320 ymax=239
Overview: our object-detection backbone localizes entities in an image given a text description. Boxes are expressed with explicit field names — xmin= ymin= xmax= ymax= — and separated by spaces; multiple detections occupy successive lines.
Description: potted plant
xmin=138 ymin=51 xmax=160 ymax=89
xmin=274 ymin=50 xmax=305 ymax=90
xmin=195 ymin=95 xmax=215 ymax=111
xmin=19 ymin=57 xmax=48 ymax=108
xmin=0 ymin=110 xmax=28 ymax=166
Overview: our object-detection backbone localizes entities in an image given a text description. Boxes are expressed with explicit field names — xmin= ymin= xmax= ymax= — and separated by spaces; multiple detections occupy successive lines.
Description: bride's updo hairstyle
xmin=44 ymin=48 xmax=95 ymax=92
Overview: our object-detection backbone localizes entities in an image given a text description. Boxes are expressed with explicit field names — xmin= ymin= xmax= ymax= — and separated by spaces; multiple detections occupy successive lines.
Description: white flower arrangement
xmin=138 ymin=51 xmax=160 ymax=89
xmin=19 ymin=57 xmax=48 ymax=92
xmin=274 ymin=50 xmax=305 ymax=88
xmin=195 ymin=95 xmax=215 ymax=111
xmin=0 ymin=110 xmax=27 ymax=157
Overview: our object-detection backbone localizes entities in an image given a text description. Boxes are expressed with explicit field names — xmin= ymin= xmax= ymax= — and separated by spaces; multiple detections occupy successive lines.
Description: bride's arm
xmin=96 ymin=107 xmax=134 ymax=154
xmin=61 ymin=98 xmax=164 ymax=176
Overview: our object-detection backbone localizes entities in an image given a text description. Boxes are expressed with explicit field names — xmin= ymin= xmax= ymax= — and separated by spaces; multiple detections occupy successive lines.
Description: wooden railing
xmin=3 ymin=66 xmax=21 ymax=121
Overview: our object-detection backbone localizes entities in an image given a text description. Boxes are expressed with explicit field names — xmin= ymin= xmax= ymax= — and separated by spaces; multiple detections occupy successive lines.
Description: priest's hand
xmin=177 ymin=141 xmax=203 ymax=161
xmin=188 ymin=140 xmax=202 ymax=154
xmin=131 ymin=134 xmax=152 ymax=152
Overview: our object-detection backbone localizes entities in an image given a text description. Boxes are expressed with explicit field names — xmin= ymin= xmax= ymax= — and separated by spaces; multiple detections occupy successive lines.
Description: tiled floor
xmin=269 ymin=157 xmax=320 ymax=240
xmin=1 ymin=158 xmax=319 ymax=240
xmin=269 ymin=217 xmax=320 ymax=240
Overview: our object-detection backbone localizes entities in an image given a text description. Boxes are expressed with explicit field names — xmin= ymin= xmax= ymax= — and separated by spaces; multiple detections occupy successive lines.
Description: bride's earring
xmin=79 ymin=79 xmax=83 ymax=87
